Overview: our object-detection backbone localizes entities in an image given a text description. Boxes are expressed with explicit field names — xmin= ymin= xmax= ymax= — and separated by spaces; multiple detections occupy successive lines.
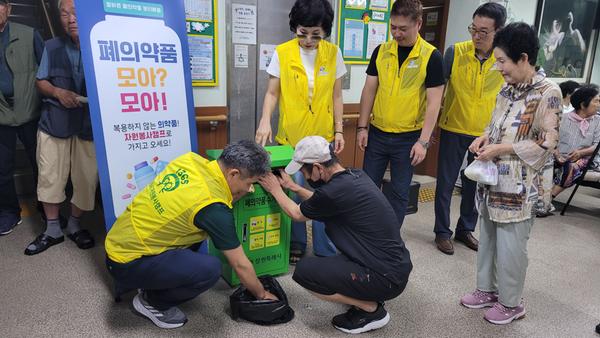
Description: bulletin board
xmin=336 ymin=0 xmax=392 ymax=64
xmin=185 ymin=0 xmax=218 ymax=86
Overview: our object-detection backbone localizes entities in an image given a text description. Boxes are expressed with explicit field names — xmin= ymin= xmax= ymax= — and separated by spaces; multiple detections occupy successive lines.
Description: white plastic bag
xmin=464 ymin=160 xmax=498 ymax=185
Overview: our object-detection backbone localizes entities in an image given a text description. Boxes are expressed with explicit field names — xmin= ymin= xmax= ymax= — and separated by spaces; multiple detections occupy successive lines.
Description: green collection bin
xmin=206 ymin=145 xmax=294 ymax=286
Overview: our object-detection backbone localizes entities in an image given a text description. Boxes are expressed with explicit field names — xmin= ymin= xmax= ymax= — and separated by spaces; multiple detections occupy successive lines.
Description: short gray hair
xmin=219 ymin=140 xmax=270 ymax=178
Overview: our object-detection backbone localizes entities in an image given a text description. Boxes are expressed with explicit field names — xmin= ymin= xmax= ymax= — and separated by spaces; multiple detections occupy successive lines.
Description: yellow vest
xmin=105 ymin=153 xmax=233 ymax=263
xmin=371 ymin=35 xmax=436 ymax=133
xmin=275 ymin=38 xmax=338 ymax=147
xmin=439 ymin=40 xmax=504 ymax=136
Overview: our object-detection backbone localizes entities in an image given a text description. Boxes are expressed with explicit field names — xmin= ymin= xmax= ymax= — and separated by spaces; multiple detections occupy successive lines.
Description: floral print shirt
xmin=479 ymin=69 xmax=561 ymax=223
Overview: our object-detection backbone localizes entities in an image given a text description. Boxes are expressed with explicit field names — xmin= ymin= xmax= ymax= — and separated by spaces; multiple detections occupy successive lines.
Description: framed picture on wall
xmin=535 ymin=0 xmax=599 ymax=82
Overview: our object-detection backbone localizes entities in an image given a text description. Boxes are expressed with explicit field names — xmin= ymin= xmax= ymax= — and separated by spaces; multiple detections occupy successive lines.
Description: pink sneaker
xmin=460 ymin=289 xmax=498 ymax=309
xmin=484 ymin=302 xmax=526 ymax=325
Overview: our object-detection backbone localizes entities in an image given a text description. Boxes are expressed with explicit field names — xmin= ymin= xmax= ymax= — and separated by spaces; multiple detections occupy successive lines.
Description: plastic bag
xmin=464 ymin=160 xmax=498 ymax=185
xmin=230 ymin=276 xmax=294 ymax=325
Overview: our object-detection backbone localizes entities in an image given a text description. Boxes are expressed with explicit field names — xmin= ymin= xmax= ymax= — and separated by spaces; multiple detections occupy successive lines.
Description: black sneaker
xmin=132 ymin=291 xmax=187 ymax=329
xmin=331 ymin=303 xmax=390 ymax=334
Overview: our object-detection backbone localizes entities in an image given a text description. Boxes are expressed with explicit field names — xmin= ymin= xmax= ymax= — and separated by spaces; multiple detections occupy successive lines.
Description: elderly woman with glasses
xmin=255 ymin=0 xmax=346 ymax=263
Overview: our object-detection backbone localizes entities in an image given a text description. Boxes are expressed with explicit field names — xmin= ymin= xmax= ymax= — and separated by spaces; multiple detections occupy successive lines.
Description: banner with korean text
xmin=75 ymin=0 xmax=197 ymax=229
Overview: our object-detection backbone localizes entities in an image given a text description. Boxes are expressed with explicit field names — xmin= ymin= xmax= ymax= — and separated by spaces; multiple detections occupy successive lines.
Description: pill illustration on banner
xmin=121 ymin=193 xmax=131 ymax=200
xmin=127 ymin=183 xmax=136 ymax=190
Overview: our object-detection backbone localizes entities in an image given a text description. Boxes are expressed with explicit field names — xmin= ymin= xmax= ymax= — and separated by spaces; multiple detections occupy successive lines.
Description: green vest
xmin=0 ymin=22 xmax=40 ymax=126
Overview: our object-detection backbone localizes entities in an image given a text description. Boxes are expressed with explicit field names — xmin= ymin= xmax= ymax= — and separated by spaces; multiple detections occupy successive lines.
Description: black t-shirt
xmin=300 ymin=169 xmax=412 ymax=285
xmin=366 ymin=44 xmax=445 ymax=88
xmin=194 ymin=203 xmax=240 ymax=250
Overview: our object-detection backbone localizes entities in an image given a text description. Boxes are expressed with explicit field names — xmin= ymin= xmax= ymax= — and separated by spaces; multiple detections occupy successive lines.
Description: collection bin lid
xmin=206 ymin=145 xmax=294 ymax=168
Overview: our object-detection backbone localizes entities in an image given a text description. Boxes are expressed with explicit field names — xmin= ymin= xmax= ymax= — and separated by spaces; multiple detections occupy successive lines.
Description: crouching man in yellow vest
xmin=357 ymin=0 xmax=445 ymax=227
xmin=433 ymin=3 xmax=506 ymax=255
xmin=105 ymin=140 xmax=278 ymax=329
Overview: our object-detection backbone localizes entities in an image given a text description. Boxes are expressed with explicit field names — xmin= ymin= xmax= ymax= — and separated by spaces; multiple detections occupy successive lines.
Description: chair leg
xmin=560 ymin=184 xmax=581 ymax=216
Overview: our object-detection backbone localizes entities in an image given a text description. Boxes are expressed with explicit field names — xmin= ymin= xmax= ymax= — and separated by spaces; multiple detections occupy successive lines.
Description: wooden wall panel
xmin=195 ymin=106 xmax=228 ymax=158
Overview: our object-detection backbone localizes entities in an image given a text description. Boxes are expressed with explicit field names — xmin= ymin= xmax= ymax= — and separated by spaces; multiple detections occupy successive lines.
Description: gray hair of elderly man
xmin=218 ymin=140 xmax=271 ymax=178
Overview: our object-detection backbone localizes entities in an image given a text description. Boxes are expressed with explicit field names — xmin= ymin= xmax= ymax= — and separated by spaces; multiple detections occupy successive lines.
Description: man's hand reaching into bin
xmin=260 ymin=170 xmax=300 ymax=193
xmin=258 ymin=172 xmax=284 ymax=194
xmin=259 ymin=171 xmax=310 ymax=222
xmin=274 ymin=169 xmax=298 ymax=191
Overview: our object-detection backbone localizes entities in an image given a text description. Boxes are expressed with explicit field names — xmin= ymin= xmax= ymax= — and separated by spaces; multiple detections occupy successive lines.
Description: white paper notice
xmin=343 ymin=19 xmax=364 ymax=58
xmin=372 ymin=11 xmax=385 ymax=21
xmin=424 ymin=32 xmax=436 ymax=42
xmin=369 ymin=0 xmax=389 ymax=10
xmin=426 ymin=12 xmax=439 ymax=26
xmin=185 ymin=0 xmax=212 ymax=21
xmin=345 ymin=0 xmax=366 ymax=9
xmin=367 ymin=22 xmax=387 ymax=58
xmin=234 ymin=44 xmax=249 ymax=68
xmin=232 ymin=4 xmax=257 ymax=45
xmin=188 ymin=35 xmax=213 ymax=80
xmin=259 ymin=44 xmax=276 ymax=70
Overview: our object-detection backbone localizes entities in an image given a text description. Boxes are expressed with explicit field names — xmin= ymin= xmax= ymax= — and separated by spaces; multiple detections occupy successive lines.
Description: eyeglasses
xmin=296 ymin=34 xmax=323 ymax=42
xmin=468 ymin=25 xmax=492 ymax=38
xmin=60 ymin=10 xmax=76 ymax=19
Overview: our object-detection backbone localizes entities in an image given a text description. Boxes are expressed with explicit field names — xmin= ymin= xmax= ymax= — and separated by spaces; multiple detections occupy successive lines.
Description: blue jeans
xmin=290 ymin=172 xmax=337 ymax=256
xmin=363 ymin=127 xmax=420 ymax=227
xmin=106 ymin=242 xmax=221 ymax=310
xmin=434 ymin=129 xmax=477 ymax=239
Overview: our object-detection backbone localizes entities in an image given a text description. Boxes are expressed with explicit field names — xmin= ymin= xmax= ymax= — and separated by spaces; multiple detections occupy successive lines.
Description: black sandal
xmin=24 ymin=234 xmax=64 ymax=255
xmin=67 ymin=229 xmax=95 ymax=249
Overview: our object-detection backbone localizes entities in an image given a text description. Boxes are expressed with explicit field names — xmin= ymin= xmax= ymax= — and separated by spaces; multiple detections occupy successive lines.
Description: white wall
xmin=342 ymin=65 xmax=367 ymax=104
xmin=192 ymin=2 xmax=227 ymax=107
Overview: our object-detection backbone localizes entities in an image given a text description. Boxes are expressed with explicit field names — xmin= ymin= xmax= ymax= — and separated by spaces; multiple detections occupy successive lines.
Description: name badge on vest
xmin=318 ymin=66 xmax=329 ymax=76
xmin=406 ymin=60 xmax=419 ymax=69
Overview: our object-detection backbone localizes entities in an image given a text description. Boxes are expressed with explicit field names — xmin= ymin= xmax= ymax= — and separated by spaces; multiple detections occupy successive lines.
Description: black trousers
xmin=292 ymin=254 xmax=408 ymax=302
xmin=0 ymin=120 xmax=39 ymax=215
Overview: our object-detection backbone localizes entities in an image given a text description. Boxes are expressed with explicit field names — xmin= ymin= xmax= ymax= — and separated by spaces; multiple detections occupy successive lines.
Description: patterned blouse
xmin=479 ymin=69 xmax=561 ymax=223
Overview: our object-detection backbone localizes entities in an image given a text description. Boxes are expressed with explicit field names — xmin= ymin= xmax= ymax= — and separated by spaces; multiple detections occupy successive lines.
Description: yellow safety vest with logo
xmin=371 ymin=35 xmax=436 ymax=133
xmin=275 ymin=38 xmax=338 ymax=147
xmin=105 ymin=153 xmax=233 ymax=264
xmin=439 ymin=40 xmax=504 ymax=136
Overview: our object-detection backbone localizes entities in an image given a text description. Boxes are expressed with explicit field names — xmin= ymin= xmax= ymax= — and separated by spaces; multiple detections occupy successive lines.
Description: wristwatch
xmin=417 ymin=139 xmax=430 ymax=149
